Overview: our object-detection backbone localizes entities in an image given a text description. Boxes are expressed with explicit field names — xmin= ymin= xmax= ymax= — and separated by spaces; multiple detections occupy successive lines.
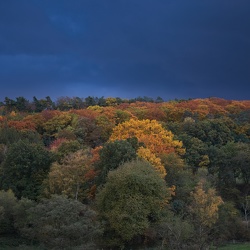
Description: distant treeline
xmin=0 ymin=95 xmax=174 ymax=112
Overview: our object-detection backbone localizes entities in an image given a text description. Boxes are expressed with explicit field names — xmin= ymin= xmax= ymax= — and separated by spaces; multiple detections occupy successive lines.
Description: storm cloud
xmin=0 ymin=0 xmax=249 ymax=100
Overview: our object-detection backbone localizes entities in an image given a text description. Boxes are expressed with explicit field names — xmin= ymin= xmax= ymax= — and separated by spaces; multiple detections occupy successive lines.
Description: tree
xmin=44 ymin=149 xmax=93 ymax=202
xmin=179 ymin=134 xmax=209 ymax=172
xmin=241 ymin=195 xmax=250 ymax=229
xmin=0 ymin=143 xmax=7 ymax=165
xmin=13 ymin=197 xmax=35 ymax=238
xmin=72 ymin=96 xmax=85 ymax=109
xmin=4 ymin=97 xmax=16 ymax=112
xmin=137 ymin=147 xmax=166 ymax=178
xmin=155 ymin=96 xmax=164 ymax=103
xmin=53 ymin=139 xmax=82 ymax=162
xmin=0 ymin=190 xmax=17 ymax=234
xmin=85 ymin=96 xmax=97 ymax=107
xmin=32 ymin=96 xmax=54 ymax=112
xmin=161 ymin=153 xmax=197 ymax=209
xmin=213 ymin=201 xmax=248 ymax=242
xmin=96 ymin=140 xmax=137 ymax=184
xmin=96 ymin=159 xmax=170 ymax=248
xmin=105 ymin=97 xmax=118 ymax=106
xmin=181 ymin=118 xmax=235 ymax=146
xmin=189 ymin=181 xmax=223 ymax=249
xmin=1 ymin=140 xmax=53 ymax=199
xmin=109 ymin=119 xmax=184 ymax=177
xmin=95 ymin=115 xmax=115 ymax=142
xmin=155 ymin=212 xmax=194 ymax=250
xmin=114 ymin=109 xmax=132 ymax=125
xmin=73 ymin=117 xmax=103 ymax=147
xmin=43 ymin=112 xmax=74 ymax=138
xmin=15 ymin=96 xmax=30 ymax=112
xmin=21 ymin=195 xmax=101 ymax=249
xmin=0 ymin=127 xmax=42 ymax=147
xmin=56 ymin=96 xmax=73 ymax=110
xmin=109 ymin=119 xmax=184 ymax=156
xmin=211 ymin=142 xmax=250 ymax=201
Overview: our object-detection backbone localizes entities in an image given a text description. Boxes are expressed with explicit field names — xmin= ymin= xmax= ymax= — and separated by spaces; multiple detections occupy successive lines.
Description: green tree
xmin=211 ymin=142 xmax=250 ymax=201
xmin=0 ymin=190 xmax=17 ymax=234
xmin=162 ymin=153 xmax=197 ymax=214
xmin=1 ymin=140 xmax=52 ymax=199
xmin=13 ymin=197 xmax=35 ymax=238
xmin=114 ymin=109 xmax=132 ymax=125
xmin=43 ymin=113 xmax=74 ymax=138
xmin=96 ymin=140 xmax=137 ymax=185
xmin=55 ymin=140 xmax=81 ymax=162
xmin=0 ymin=127 xmax=41 ymax=146
xmin=15 ymin=96 xmax=30 ymax=112
xmin=21 ymin=195 xmax=101 ymax=249
xmin=32 ymin=96 xmax=54 ymax=112
xmin=178 ymin=134 xmax=209 ymax=172
xmin=213 ymin=201 xmax=249 ymax=242
xmin=4 ymin=97 xmax=16 ymax=112
xmin=0 ymin=143 xmax=7 ymax=165
xmin=56 ymin=96 xmax=73 ymax=110
xmin=85 ymin=96 xmax=97 ymax=107
xmin=181 ymin=118 xmax=235 ymax=146
xmin=96 ymin=159 xmax=170 ymax=248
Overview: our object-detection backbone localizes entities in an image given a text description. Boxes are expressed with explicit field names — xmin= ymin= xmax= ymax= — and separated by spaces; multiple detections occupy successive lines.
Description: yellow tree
xmin=137 ymin=147 xmax=166 ymax=178
xmin=109 ymin=119 xmax=184 ymax=177
xmin=189 ymin=181 xmax=223 ymax=248
xmin=105 ymin=97 xmax=118 ymax=106
xmin=43 ymin=112 xmax=75 ymax=137
xmin=109 ymin=119 xmax=184 ymax=156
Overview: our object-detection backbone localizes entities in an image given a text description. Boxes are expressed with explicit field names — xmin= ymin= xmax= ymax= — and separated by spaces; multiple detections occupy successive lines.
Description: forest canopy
xmin=0 ymin=96 xmax=250 ymax=249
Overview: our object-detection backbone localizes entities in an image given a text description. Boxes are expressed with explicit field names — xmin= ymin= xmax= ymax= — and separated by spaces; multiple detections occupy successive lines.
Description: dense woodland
xmin=0 ymin=96 xmax=250 ymax=249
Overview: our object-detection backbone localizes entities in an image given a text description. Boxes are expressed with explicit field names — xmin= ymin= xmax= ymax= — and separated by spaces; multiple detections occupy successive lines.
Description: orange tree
xmin=109 ymin=119 xmax=185 ymax=177
xmin=109 ymin=119 xmax=184 ymax=156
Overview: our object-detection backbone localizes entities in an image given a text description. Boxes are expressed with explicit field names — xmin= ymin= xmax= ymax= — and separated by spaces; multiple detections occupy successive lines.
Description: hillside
xmin=0 ymin=96 xmax=250 ymax=249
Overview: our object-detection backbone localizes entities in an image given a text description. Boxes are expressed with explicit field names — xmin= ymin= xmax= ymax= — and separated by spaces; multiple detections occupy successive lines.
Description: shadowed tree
xmin=1 ymin=140 xmax=52 ymax=199
xmin=0 ymin=190 xmax=17 ymax=235
xmin=96 ymin=159 xmax=170 ymax=248
xmin=189 ymin=181 xmax=223 ymax=249
xmin=96 ymin=139 xmax=137 ymax=185
xmin=20 ymin=195 xmax=102 ymax=249
xmin=44 ymin=149 xmax=93 ymax=202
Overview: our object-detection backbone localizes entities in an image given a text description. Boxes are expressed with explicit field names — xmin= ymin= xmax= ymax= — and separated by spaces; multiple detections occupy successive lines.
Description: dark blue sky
xmin=0 ymin=0 xmax=249 ymax=101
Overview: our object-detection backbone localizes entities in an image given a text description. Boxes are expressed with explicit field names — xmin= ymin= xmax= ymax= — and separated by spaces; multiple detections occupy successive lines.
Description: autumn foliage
xmin=0 ymin=96 xmax=250 ymax=249
xmin=110 ymin=118 xmax=184 ymax=156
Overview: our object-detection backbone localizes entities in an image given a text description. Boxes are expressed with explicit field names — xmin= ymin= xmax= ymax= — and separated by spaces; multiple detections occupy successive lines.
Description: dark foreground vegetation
xmin=0 ymin=96 xmax=250 ymax=249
